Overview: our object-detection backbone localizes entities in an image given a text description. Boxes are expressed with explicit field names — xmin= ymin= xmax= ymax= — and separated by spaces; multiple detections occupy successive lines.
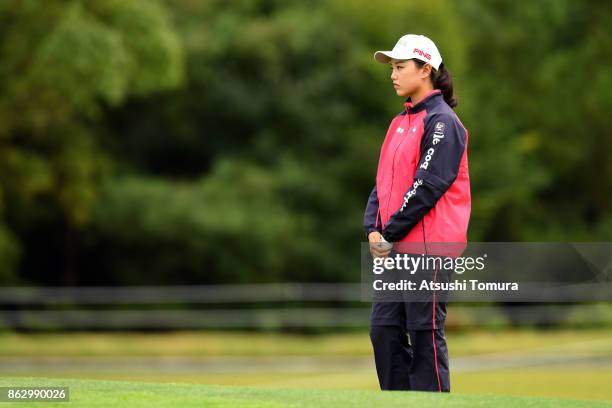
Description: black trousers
xmin=368 ymin=250 xmax=451 ymax=391
xmin=369 ymin=323 xmax=450 ymax=392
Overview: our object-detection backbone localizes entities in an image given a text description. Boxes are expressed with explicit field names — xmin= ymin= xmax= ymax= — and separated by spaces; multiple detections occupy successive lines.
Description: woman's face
xmin=389 ymin=59 xmax=430 ymax=97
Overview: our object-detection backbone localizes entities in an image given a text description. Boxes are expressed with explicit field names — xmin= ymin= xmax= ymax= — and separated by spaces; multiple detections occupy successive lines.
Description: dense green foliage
xmin=0 ymin=0 xmax=610 ymax=285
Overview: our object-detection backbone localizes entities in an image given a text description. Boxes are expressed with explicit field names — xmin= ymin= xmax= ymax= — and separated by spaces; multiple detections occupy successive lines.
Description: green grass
xmin=15 ymin=367 xmax=612 ymax=401
xmin=454 ymin=368 xmax=612 ymax=401
xmin=1 ymin=328 xmax=611 ymax=401
xmin=0 ymin=377 xmax=610 ymax=408
xmin=1 ymin=328 xmax=611 ymax=357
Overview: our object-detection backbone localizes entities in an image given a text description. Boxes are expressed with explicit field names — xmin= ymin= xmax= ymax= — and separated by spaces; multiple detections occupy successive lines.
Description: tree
xmin=0 ymin=0 xmax=184 ymax=284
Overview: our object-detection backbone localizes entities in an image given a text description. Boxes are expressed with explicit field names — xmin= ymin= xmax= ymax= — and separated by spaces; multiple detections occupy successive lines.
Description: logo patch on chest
xmin=396 ymin=127 xmax=404 ymax=133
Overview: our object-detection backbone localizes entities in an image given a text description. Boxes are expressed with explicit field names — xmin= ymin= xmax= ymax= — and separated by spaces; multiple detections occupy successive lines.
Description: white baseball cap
xmin=374 ymin=34 xmax=442 ymax=70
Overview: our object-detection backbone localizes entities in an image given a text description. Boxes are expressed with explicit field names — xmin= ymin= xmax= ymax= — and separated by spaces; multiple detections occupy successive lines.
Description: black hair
xmin=412 ymin=59 xmax=457 ymax=108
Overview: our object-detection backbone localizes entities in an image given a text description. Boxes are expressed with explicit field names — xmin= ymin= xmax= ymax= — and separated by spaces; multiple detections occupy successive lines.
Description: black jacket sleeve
xmin=381 ymin=114 xmax=466 ymax=242
xmin=363 ymin=185 xmax=381 ymax=238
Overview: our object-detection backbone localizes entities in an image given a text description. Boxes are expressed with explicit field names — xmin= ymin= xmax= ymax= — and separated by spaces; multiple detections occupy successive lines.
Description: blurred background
xmin=0 ymin=0 xmax=611 ymax=401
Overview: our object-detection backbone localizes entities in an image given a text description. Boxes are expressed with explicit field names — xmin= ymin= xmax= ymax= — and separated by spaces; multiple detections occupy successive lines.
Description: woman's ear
xmin=421 ymin=63 xmax=432 ymax=78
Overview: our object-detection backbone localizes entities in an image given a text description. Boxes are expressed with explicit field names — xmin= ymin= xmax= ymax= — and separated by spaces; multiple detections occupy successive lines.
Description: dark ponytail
xmin=432 ymin=63 xmax=457 ymax=108
xmin=412 ymin=60 xmax=458 ymax=108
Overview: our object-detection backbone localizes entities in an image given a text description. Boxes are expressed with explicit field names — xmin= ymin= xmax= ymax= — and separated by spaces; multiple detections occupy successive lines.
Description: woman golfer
xmin=363 ymin=34 xmax=471 ymax=392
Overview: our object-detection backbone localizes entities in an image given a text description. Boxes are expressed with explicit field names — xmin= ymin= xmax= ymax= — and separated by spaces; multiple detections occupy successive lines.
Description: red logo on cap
xmin=413 ymin=48 xmax=431 ymax=60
